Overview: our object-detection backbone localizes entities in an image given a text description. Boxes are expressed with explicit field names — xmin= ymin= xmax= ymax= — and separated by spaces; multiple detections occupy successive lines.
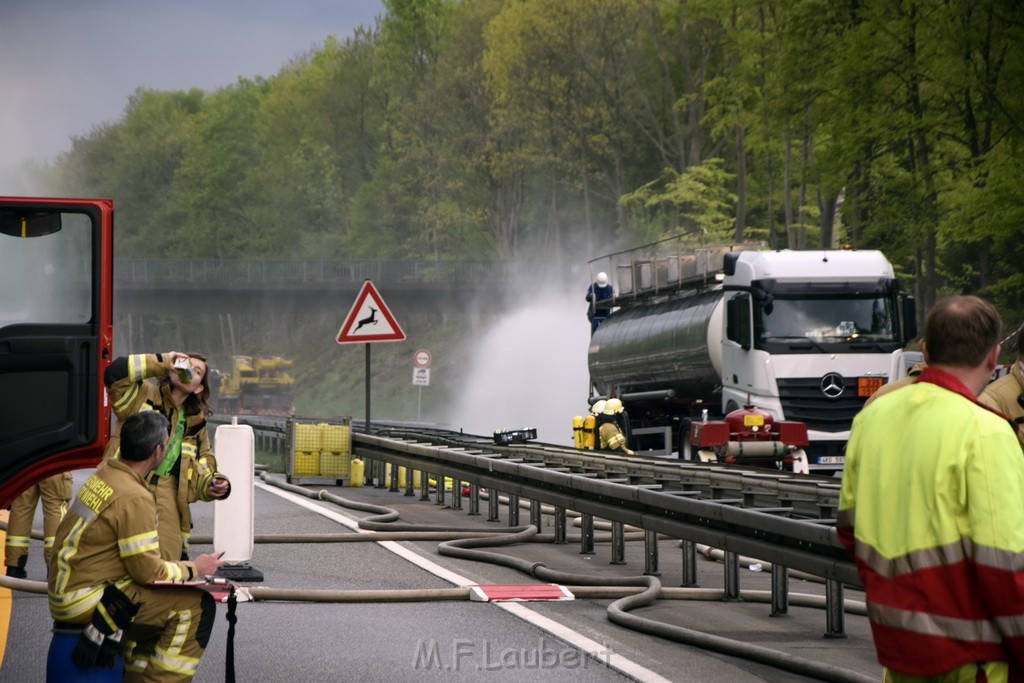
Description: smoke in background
xmin=450 ymin=284 xmax=592 ymax=447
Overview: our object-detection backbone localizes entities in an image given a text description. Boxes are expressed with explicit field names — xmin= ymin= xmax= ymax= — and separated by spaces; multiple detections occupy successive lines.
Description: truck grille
xmin=776 ymin=377 xmax=868 ymax=432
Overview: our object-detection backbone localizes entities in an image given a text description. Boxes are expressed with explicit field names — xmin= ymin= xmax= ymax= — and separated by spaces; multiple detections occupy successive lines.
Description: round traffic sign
xmin=413 ymin=349 xmax=432 ymax=368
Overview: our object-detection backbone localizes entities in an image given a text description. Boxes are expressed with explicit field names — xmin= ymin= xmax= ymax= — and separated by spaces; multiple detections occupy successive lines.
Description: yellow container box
xmin=293 ymin=450 xmax=320 ymax=476
xmin=319 ymin=423 xmax=351 ymax=454
xmin=293 ymin=423 xmax=321 ymax=452
xmin=320 ymin=452 xmax=349 ymax=478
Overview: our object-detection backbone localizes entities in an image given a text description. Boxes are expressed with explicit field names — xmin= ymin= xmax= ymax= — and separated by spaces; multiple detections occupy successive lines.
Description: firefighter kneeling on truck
xmin=598 ymin=399 xmax=635 ymax=455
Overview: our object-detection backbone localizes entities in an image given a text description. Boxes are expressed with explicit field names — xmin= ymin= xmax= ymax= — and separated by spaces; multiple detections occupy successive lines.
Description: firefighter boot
xmin=6 ymin=555 xmax=27 ymax=579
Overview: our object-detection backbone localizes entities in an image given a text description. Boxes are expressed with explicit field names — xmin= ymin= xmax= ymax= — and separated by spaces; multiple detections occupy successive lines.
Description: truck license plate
xmin=858 ymin=377 xmax=884 ymax=397
xmin=817 ymin=456 xmax=845 ymax=465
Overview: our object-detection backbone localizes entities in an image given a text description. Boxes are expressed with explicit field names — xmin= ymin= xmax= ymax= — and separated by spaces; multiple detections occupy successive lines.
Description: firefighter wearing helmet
xmin=585 ymin=272 xmax=614 ymax=334
xmin=598 ymin=398 xmax=634 ymax=455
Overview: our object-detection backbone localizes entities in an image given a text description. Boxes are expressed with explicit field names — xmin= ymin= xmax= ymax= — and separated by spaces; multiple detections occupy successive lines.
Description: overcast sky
xmin=0 ymin=0 xmax=384 ymax=194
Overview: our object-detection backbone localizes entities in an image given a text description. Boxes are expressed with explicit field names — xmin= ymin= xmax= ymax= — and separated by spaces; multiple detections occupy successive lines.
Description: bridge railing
xmin=114 ymin=258 xmax=524 ymax=285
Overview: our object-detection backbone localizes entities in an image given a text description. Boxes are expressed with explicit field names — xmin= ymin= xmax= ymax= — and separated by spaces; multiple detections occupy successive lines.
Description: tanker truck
xmin=587 ymin=241 xmax=916 ymax=474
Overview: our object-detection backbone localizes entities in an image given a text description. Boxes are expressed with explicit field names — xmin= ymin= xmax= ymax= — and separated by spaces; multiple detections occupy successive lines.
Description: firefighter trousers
xmin=4 ymin=472 xmax=73 ymax=570
xmin=121 ymin=583 xmax=217 ymax=682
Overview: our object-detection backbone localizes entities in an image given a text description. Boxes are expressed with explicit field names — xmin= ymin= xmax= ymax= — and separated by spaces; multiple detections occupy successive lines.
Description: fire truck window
xmin=0 ymin=211 xmax=92 ymax=327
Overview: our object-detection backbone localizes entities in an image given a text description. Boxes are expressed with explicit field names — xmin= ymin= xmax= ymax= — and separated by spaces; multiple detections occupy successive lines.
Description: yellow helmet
xmin=591 ymin=400 xmax=607 ymax=416
xmin=603 ymin=398 xmax=623 ymax=415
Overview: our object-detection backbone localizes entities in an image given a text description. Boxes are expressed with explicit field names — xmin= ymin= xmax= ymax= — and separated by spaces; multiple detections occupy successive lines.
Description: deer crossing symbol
xmin=355 ymin=306 xmax=378 ymax=331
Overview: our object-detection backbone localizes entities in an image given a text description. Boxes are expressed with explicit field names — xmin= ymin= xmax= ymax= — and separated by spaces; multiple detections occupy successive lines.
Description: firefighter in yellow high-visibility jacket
xmin=4 ymin=471 xmax=73 ymax=578
xmin=839 ymin=296 xmax=1024 ymax=680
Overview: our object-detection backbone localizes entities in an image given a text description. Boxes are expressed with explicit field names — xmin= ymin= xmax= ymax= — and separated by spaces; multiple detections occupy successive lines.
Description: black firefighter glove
xmin=72 ymin=584 xmax=141 ymax=669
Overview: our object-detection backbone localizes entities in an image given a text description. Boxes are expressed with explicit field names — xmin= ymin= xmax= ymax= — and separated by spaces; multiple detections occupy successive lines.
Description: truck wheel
xmin=678 ymin=419 xmax=693 ymax=460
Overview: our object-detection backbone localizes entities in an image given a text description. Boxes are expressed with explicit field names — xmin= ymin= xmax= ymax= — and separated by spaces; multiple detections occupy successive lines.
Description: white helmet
xmin=596 ymin=272 xmax=609 ymax=287
xmin=603 ymin=398 xmax=623 ymax=415
xmin=591 ymin=400 xmax=607 ymax=416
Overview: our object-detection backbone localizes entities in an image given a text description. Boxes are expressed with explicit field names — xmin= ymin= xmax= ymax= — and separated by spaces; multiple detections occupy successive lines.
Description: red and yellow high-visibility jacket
xmin=838 ymin=368 xmax=1024 ymax=677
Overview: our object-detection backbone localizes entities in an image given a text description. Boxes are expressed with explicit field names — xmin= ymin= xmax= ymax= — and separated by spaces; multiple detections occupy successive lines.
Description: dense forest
xmin=36 ymin=0 xmax=1024 ymax=338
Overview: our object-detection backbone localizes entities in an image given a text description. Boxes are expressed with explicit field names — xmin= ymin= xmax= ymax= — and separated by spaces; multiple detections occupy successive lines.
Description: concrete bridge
xmin=113 ymin=257 xmax=539 ymax=316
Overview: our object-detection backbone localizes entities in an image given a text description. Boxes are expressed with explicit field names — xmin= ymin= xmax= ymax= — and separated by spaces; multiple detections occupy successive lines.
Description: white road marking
xmin=256 ymin=481 xmax=671 ymax=683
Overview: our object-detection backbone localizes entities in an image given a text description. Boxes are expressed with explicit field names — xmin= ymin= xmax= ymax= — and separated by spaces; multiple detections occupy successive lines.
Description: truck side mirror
xmin=0 ymin=209 xmax=63 ymax=237
xmin=901 ymin=295 xmax=917 ymax=344
xmin=726 ymin=296 xmax=751 ymax=350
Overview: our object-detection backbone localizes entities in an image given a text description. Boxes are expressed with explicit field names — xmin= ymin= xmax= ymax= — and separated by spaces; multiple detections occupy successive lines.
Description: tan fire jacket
xmin=979 ymin=360 xmax=1024 ymax=450
xmin=48 ymin=459 xmax=198 ymax=622
xmin=104 ymin=353 xmax=225 ymax=559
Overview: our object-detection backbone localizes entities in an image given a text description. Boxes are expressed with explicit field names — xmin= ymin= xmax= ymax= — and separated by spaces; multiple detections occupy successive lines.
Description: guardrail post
xmin=388 ymin=463 xmax=399 ymax=492
xmin=487 ymin=488 xmax=500 ymax=521
xmin=580 ymin=513 xmax=595 ymax=554
xmin=681 ymin=540 xmax=698 ymax=587
xmin=404 ymin=470 xmax=415 ymax=497
xmin=724 ymin=550 xmax=740 ymax=600
xmin=824 ymin=579 xmax=846 ymax=638
xmin=644 ymin=530 xmax=660 ymax=576
xmin=610 ymin=521 xmax=626 ymax=565
xmin=435 ymin=473 xmax=446 ymax=506
xmin=507 ymin=494 xmax=520 ymax=526
xmin=553 ymin=507 xmax=566 ymax=544
xmin=451 ymin=479 xmax=462 ymax=510
xmin=770 ymin=565 xmax=789 ymax=616
xmin=529 ymin=499 xmax=542 ymax=530
xmin=374 ymin=460 xmax=385 ymax=489
xmin=419 ymin=471 xmax=431 ymax=501
xmin=468 ymin=484 xmax=480 ymax=515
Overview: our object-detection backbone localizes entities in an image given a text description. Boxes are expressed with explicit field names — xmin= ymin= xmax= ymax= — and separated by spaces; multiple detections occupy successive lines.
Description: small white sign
xmin=412 ymin=367 xmax=431 ymax=386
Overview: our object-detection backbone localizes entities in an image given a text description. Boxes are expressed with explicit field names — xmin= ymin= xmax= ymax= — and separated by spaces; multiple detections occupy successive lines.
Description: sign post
xmin=337 ymin=280 xmax=406 ymax=485
xmin=412 ymin=349 xmax=431 ymax=422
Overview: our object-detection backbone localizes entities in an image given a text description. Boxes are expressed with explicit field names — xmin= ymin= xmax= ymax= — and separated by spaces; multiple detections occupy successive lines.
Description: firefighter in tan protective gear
xmin=598 ymin=398 xmax=635 ymax=455
xmin=979 ymin=330 xmax=1024 ymax=450
xmin=4 ymin=472 xmax=73 ymax=578
xmin=48 ymin=411 xmax=225 ymax=681
xmin=104 ymin=351 xmax=230 ymax=562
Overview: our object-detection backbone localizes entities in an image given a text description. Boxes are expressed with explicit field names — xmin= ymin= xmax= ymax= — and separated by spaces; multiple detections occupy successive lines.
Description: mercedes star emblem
xmin=820 ymin=372 xmax=845 ymax=399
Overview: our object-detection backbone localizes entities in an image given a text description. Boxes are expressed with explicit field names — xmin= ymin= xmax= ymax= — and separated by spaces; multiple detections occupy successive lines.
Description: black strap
xmin=225 ymin=586 xmax=237 ymax=683
xmin=52 ymin=620 xmax=85 ymax=633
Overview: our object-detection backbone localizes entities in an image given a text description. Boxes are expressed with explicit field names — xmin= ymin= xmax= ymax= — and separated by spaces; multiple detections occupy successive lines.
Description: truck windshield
xmin=758 ymin=296 xmax=897 ymax=344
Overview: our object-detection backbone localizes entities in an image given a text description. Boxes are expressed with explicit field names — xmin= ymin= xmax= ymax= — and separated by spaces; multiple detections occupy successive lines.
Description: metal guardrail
xmin=355 ymin=432 xmax=853 ymax=578
xmin=222 ymin=416 xmax=856 ymax=633
xmin=354 ymin=430 xmax=857 ymax=636
xmin=114 ymin=258 xmax=526 ymax=285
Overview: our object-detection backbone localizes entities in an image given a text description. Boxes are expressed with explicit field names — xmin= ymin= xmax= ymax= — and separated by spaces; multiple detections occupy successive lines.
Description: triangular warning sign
xmin=336 ymin=280 xmax=406 ymax=343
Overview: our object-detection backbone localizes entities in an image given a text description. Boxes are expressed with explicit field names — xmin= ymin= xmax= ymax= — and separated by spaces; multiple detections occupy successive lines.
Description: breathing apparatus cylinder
xmin=582 ymin=415 xmax=596 ymax=449
xmin=572 ymin=416 xmax=584 ymax=449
